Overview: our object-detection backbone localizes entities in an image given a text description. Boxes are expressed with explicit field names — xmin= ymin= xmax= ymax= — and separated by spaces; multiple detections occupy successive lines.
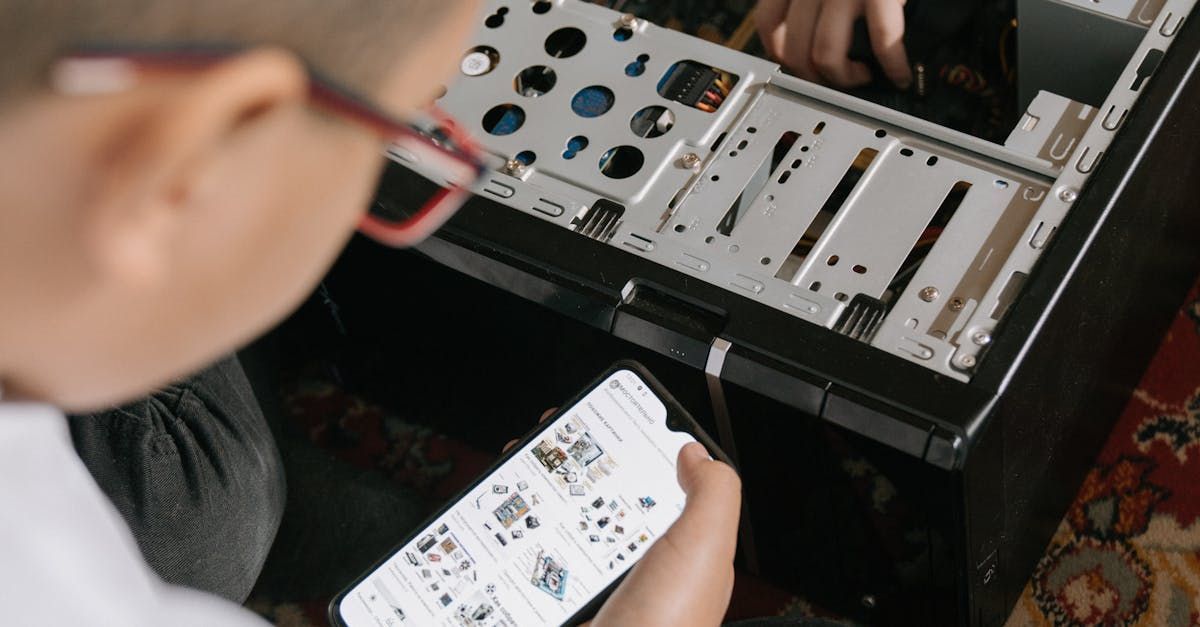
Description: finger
xmin=776 ymin=0 xmax=822 ymax=82
xmin=811 ymin=0 xmax=873 ymax=87
xmin=754 ymin=0 xmax=791 ymax=60
xmin=539 ymin=407 xmax=557 ymax=423
xmin=668 ymin=443 xmax=742 ymax=562
xmin=501 ymin=438 xmax=519 ymax=453
xmin=865 ymin=0 xmax=912 ymax=88
xmin=590 ymin=443 xmax=741 ymax=626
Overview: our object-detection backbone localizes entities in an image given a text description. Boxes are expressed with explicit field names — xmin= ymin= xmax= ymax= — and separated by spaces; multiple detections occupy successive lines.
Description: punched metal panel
xmin=403 ymin=0 xmax=1196 ymax=381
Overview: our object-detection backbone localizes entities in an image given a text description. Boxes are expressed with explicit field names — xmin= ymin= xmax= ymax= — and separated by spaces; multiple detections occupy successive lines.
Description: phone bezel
xmin=328 ymin=359 xmax=731 ymax=627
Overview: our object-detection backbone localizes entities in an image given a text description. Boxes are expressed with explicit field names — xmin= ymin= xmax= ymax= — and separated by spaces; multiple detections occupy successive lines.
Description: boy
xmin=0 ymin=1 xmax=740 ymax=625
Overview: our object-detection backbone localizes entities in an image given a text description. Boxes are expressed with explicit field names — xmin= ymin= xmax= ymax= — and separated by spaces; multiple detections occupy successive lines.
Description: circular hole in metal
xmin=532 ymin=0 xmax=552 ymax=14
xmin=809 ymin=281 xmax=822 ymax=291
xmin=852 ymin=264 xmax=867 ymax=274
xmin=614 ymin=27 xmax=634 ymax=41
xmin=485 ymin=7 xmax=509 ymax=28
xmin=827 ymin=254 xmax=840 ymax=266
xmin=705 ymin=236 xmax=715 ymax=244
xmin=765 ymin=194 xmax=775 ymax=202
xmin=729 ymin=151 xmax=738 ymax=157
xmin=760 ymin=257 xmax=771 ymax=265
xmin=481 ymin=103 xmax=526 ymax=136
xmin=875 ymin=129 xmax=887 ymax=138
xmin=710 ymin=175 xmax=720 ymax=181
xmin=630 ymin=105 xmax=675 ymax=138
xmin=562 ymin=135 xmax=589 ymax=160
xmin=571 ymin=85 xmax=615 ymax=118
xmin=515 ymin=150 xmax=537 ymax=165
xmin=598 ymin=145 xmax=645 ymax=179
xmin=747 ymin=126 xmax=757 ymax=133
xmin=461 ymin=46 xmax=500 ymax=77
xmin=900 ymin=148 xmax=914 ymax=157
xmin=801 ymin=145 xmax=810 ymax=152
xmin=926 ymin=156 xmax=939 ymax=166
xmin=728 ymin=244 xmax=740 ymax=253
xmin=514 ymin=65 xmax=557 ymax=97
xmin=995 ymin=179 xmax=1010 ymax=189
xmin=835 ymin=292 xmax=848 ymax=302
xmin=674 ymin=224 xmax=687 ymax=233
xmin=545 ymin=27 xmax=587 ymax=58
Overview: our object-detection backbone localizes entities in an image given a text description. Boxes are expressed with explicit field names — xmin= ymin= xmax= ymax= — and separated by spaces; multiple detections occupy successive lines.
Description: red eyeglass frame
xmin=54 ymin=46 xmax=489 ymax=248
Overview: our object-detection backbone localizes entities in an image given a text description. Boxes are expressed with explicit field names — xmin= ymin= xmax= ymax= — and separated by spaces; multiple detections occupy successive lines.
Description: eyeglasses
xmin=51 ymin=45 xmax=488 ymax=248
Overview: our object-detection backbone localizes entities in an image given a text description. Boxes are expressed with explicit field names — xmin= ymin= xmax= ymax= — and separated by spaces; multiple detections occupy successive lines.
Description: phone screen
xmin=336 ymin=368 xmax=697 ymax=626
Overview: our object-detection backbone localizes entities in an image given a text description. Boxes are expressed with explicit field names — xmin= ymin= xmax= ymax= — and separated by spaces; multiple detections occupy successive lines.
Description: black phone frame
xmin=328 ymin=359 xmax=731 ymax=627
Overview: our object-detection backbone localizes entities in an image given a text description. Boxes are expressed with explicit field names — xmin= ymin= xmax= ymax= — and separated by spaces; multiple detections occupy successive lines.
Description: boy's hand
xmin=756 ymin=0 xmax=912 ymax=89
xmin=587 ymin=443 xmax=741 ymax=626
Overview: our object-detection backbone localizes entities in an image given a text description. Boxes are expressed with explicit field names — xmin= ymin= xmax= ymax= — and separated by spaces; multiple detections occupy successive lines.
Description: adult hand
xmin=756 ymin=0 xmax=912 ymax=89
xmin=587 ymin=442 xmax=742 ymax=626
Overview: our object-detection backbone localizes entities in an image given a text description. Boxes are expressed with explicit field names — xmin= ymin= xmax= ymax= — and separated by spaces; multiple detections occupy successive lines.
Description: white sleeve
xmin=0 ymin=404 xmax=269 ymax=627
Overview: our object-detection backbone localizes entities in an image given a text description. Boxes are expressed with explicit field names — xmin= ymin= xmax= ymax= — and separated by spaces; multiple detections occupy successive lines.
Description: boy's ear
xmin=80 ymin=48 xmax=308 ymax=286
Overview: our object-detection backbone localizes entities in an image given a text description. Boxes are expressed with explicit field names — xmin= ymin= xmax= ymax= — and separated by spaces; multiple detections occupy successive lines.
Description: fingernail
xmin=680 ymin=441 xmax=709 ymax=463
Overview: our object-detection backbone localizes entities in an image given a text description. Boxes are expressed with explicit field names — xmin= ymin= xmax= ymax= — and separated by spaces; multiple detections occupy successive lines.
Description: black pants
xmin=68 ymin=356 xmax=285 ymax=603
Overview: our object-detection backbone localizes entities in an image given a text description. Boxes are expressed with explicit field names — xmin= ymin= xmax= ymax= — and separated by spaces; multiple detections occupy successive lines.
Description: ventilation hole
xmin=625 ymin=57 xmax=646 ymax=76
xmin=614 ymin=27 xmax=634 ymax=41
xmin=710 ymin=175 xmax=720 ymax=181
xmin=674 ymin=224 xmax=687 ymax=233
xmin=532 ymin=0 xmax=552 ymax=14
xmin=737 ymin=140 xmax=749 ymax=150
xmin=571 ymin=86 xmax=615 ymax=118
xmin=637 ymin=54 xmax=650 ymax=62
xmin=566 ymin=135 xmax=589 ymax=152
xmin=995 ymin=179 xmax=1010 ymax=189
xmin=481 ymin=104 xmax=526 ymax=136
xmin=926 ymin=156 xmax=939 ymax=166
xmin=710 ymin=132 xmax=727 ymax=152
xmin=813 ymin=121 xmax=826 ymax=135
xmin=599 ymin=145 xmax=645 ymax=179
xmin=514 ymin=65 xmax=557 ymax=97
xmin=705 ymin=236 xmax=715 ymax=243
xmin=801 ymin=146 xmax=810 ymax=152
xmin=809 ymin=281 xmax=822 ymax=292
xmin=835 ymin=292 xmax=848 ymax=302
xmin=900 ymin=148 xmax=914 ymax=157
xmin=485 ymin=7 xmax=509 ymax=28
xmin=729 ymin=151 xmax=739 ymax=157
xmin=728 ymin=244 xmax=740 ymax=253
xmin=791 ymin=159 xmax=802 ymax=169
xmin=747 ymin=127 xmax=757 ymax=133
xmin=515 ymin=150 xmax=537 ymax=165
xmin=630 ymin=105 xmax=675 ymax=138
xmin=545 ymin=27 xmax=587 ymax=58
xmin=764 ymin=194 xmax=775 ymax=202
xmin=827 ymin=254 xmax=840 ymax=266
xmin=852 ymin=264 xmax=867 ymax=274
xmin=461 ymin=46 xmax=500 ymax=77
xmin=875 ymin=129 xmax=887 ymax=138
xmin=778 ymin=170 xmax=792 ymax=185
xmin=760 ymin=257 xmax=771 ymax=265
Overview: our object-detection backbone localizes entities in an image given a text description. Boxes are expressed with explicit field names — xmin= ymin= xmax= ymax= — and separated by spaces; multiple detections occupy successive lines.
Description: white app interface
xmin=338 ymin=369 xmax=696 ymax=626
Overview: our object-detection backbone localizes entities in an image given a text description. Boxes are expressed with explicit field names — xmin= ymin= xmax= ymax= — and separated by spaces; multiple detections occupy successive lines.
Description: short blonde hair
xmin=0 ymin=1 xmax=454 ymax=100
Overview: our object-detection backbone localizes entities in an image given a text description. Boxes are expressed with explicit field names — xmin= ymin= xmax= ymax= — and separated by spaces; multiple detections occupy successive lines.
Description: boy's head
xmin=0 ymin=1 xmax=481 ymax=410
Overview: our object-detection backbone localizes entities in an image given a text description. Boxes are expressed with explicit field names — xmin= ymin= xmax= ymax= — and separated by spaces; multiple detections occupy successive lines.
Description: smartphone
xmin=330 ymin=361 xmax=728 ymax=627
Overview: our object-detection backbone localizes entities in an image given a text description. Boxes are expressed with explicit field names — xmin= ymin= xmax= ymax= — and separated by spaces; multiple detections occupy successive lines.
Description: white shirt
xmin=0 ymin=402 xmax=269 ymax=626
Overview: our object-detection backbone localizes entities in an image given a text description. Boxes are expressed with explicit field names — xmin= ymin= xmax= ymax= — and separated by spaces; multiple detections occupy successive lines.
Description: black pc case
xmin=315 ymin=1 xmax=1200 ymax=624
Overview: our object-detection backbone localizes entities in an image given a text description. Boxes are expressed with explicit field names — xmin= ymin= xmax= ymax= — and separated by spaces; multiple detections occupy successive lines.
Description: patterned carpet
xmin=253 ymin=278 xmax=1200 ymax=626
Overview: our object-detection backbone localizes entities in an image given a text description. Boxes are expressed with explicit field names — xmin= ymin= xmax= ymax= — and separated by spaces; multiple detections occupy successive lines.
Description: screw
xmin=861 ymin=595 xmax=877 ymax=610
xmin=972 ymin=330 xmax=992 ymax=346
xmin=919 ymin=286 xmax=940 ymax=302
xmin=503 ymin=159 xmax=524 ymax=175
xmin=1058 ymin=187 xmax=1078 ymax=203
xmin=949 ymin=297 xmax=965 ymax=312
xmin=619 ymin=13 xmax=639 ymax=28
xmin=958 ymin=354 xmax=978 ymax=369
xmin=680 ymin=153 xmax=701 ymax=170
